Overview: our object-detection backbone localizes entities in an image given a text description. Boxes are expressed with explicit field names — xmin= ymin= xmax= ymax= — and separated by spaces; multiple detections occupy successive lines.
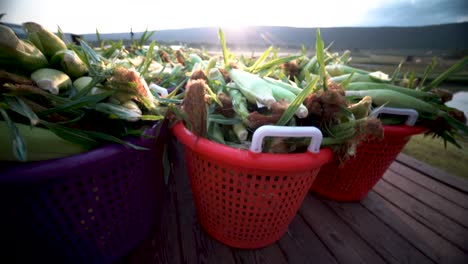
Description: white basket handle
xmin=371 ymin=107 xmax=419 ymax=126
xmin=249 ymin=125 xmax=323 ymax=154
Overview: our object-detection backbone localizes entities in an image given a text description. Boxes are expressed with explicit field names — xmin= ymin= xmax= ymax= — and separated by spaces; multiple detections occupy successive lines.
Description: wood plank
xmin=232 ymin=244 xmax=289 ymax=264
xmin=171 ymin=139 xmax=237 ymax=264
xmin=300 ymin=195 xmax=386 ymax=264
xmin=389 ymin=162 xmax=468 ymax=210
xmin=323 ymin=199 xmax=433 ymax=264
xmin=362 ymin=191 xmax=468 ymax=264
xmin=383 ymin=170 xmax=468 ymax=228
xmin=373 ymin=179 xmax=468 ymax=252
xmin=396 ymin=153 xmax=468 ymax=193
xmin=277 ymin=214 xmax=337 ymax=264
xmin=129 ymin=179 xmax=182 ymax=264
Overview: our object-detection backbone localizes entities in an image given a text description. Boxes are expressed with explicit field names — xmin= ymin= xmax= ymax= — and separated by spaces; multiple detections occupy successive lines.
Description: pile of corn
xmin=1 ymin=23 xmax=466 ymax=162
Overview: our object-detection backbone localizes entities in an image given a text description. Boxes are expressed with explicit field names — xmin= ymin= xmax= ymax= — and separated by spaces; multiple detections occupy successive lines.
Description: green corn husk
xmin=346 ymin=82 xmax=440 ymax=102
xmin=23 ymin=22 xmax=67 ymax=59
xmin=50 ymin=50 xmax=88 ymax=78
xmin=227 ymin=83 xmax=249 ymax=120
xmin=0 ymin=25 xmax=48 ymax=71
xmin=330 ymin=73 xmax=373 ymax=84
xmin=325 ymin=64 xmax=370 ymax=77
xmin=228 ymin=68 xmax=276 ymax=107
xmin=233 ymin=123 xmax=248 ymax=141
xmin=263 ymin=76 xmax=302 ymax=95
xmin=121 ymin=100 xmax=142 ymax=115
xmin=31 ymin=68 xmax=72 ymax=94
xmin=348 ymin=96 xmax=372 ymax=119
xmin=0 ymin=121 xmax=87 ymax=161
xmin=73 ymin=76 xmax=93 ymax=92
xmin=94 ymin=102 xmax=142 ymax=122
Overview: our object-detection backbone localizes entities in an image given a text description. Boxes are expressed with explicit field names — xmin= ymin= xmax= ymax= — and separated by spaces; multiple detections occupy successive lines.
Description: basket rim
xmin=0 ymin=125 xmax=159 ymax=183
xmin=171 ymin=122 xmax=333 ymax=172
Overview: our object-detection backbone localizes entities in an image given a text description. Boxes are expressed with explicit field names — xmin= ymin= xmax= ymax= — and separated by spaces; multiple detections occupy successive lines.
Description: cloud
xmin=359 ymin=0 xmax=468 ymax=26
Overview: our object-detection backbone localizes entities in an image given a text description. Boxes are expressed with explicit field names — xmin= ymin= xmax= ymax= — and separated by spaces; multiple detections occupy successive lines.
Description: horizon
xmin=78 ymin=21 xmax=468 ymax=35
xmin=3 ymin=0 xmax=468 ymax=34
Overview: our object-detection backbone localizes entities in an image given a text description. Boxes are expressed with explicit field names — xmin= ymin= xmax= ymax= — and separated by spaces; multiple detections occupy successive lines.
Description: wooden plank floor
xmin=128 ymin=141 xmax=468 ymax=264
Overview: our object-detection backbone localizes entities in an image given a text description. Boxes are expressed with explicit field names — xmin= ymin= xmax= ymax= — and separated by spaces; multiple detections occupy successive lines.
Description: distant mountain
xmin=82 ymin=22 xmax=468 ymax=50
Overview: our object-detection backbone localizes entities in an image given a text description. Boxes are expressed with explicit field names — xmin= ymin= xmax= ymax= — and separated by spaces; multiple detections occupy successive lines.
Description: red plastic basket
xmin=172 ymin=122 xmax=332 ymax=249
xmin=310 ymin=125 xmax=426 ymax=202
xmin=0 ymin=125 xmax=167 ymax=263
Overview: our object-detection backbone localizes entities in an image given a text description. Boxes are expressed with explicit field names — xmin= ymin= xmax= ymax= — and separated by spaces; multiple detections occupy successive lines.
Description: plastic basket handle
xmin=371 ymin=107 xmax=419 ymax=126
xmin=249 ymin=125 xmax=323 ymax=154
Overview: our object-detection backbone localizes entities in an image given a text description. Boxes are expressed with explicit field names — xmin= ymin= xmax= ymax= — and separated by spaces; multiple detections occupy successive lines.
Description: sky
xmin=2 ymin=0 xmax=468 ymax=33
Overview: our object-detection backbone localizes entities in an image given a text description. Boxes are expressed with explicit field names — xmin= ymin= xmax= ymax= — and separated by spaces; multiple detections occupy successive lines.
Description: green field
xmin=348 ymin=50 xmax=468 ymax=86
xmin=402 ymin=135 xmax=468 ymax=179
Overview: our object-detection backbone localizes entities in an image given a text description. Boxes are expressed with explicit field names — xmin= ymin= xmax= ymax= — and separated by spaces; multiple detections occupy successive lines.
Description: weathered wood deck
xmin=129 ymin=142 xmax=468 ymax=264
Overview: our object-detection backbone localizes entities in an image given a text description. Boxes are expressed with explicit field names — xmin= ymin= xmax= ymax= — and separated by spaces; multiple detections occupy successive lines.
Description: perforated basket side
xmin=184 ymin=147 xmax=320 ymax=249
xmin=310 ymin=125 xmax=425 ymax=202
xmin=172 ymin=123 xmax=332 ymax=249
xmin=0 ymin=134 xmax=166 ymax=263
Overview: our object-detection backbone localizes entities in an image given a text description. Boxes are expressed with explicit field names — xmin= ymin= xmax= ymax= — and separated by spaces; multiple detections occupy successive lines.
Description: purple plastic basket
xmin=0 ymin=124 xmax=167 ymax=263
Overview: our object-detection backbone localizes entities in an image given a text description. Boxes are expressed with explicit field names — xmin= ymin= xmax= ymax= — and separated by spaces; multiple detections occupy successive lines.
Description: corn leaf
xmin=315 ymin=29 xmax=327 ymax=90
xmin=152 ymin=91 xmax=183 ymax=104
xmin=79 ymin=39 xmax=101 ymax=66
xmin=390 ymin=60 xmax=405 ymax=82
xmin=139 ymin=29 xmax=155 ymax=47
xmin=94 ymin=102 xmax=142 ymax=121
xmin=140 ymin=115 xmax=164 ymax=121
xmin=138 ymin=41 xmax=156 ymax=76
xmin=2 ymin=83 xmax=70 ymax=105
xmin=85 ymin=130 xmax=149 ymax=150
xmin=101 ymin=40 xmax=123 ymax=59
xmin=206 ymin=84 xmax=222 ymax=106
xmin=218 ymin=28 xmax=229 ymax=67
xmin=40 ymin=121 xmax=98 ymax=149
xmin=72 ymin=76 xmax=105 ymax=99
xmin=167 ymin=77 xmax=188 ymax=99
xmin=425 ymin=56 xmax=468 ymax=91
xmin=250 ymin=55 xmax=301 ymax=74
xmin=276 ymin=76 xmax=319 ymax=126
xmin=208 ymin=114 xmax=242 ymax=125
xmin=4 ymin=96 xmax=40 ymax=125
xmin=39 ymin=91 xmax=113 ymax=116
xmin=74 ymin=39 xmax=109 ymax=78
xmin=207 ymin=122 xmax=225 ymax=144
xmin=0 ymin=108 xmax=27 ymax=161
xmin=96 ymin=28 xmax=103 ymax=49
xmin=57 ymin=25 xmax=64 ymax=42
xmin=56 ymin=110 xmax=85 ymax=125
xmin=301 ymin=45 xmax=307 ymax=56
xmin=247 ymin=46 xmax=273 ymax=72
xmin=169 ymin=104 xmax=191 ymax=130
xmin=418 ymin=57 xmax=437 ymax=90
xmin=341 ymin=72 xmax=355 ymax=88
xmin=408 ymin=70 xmax=416 ymax=89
